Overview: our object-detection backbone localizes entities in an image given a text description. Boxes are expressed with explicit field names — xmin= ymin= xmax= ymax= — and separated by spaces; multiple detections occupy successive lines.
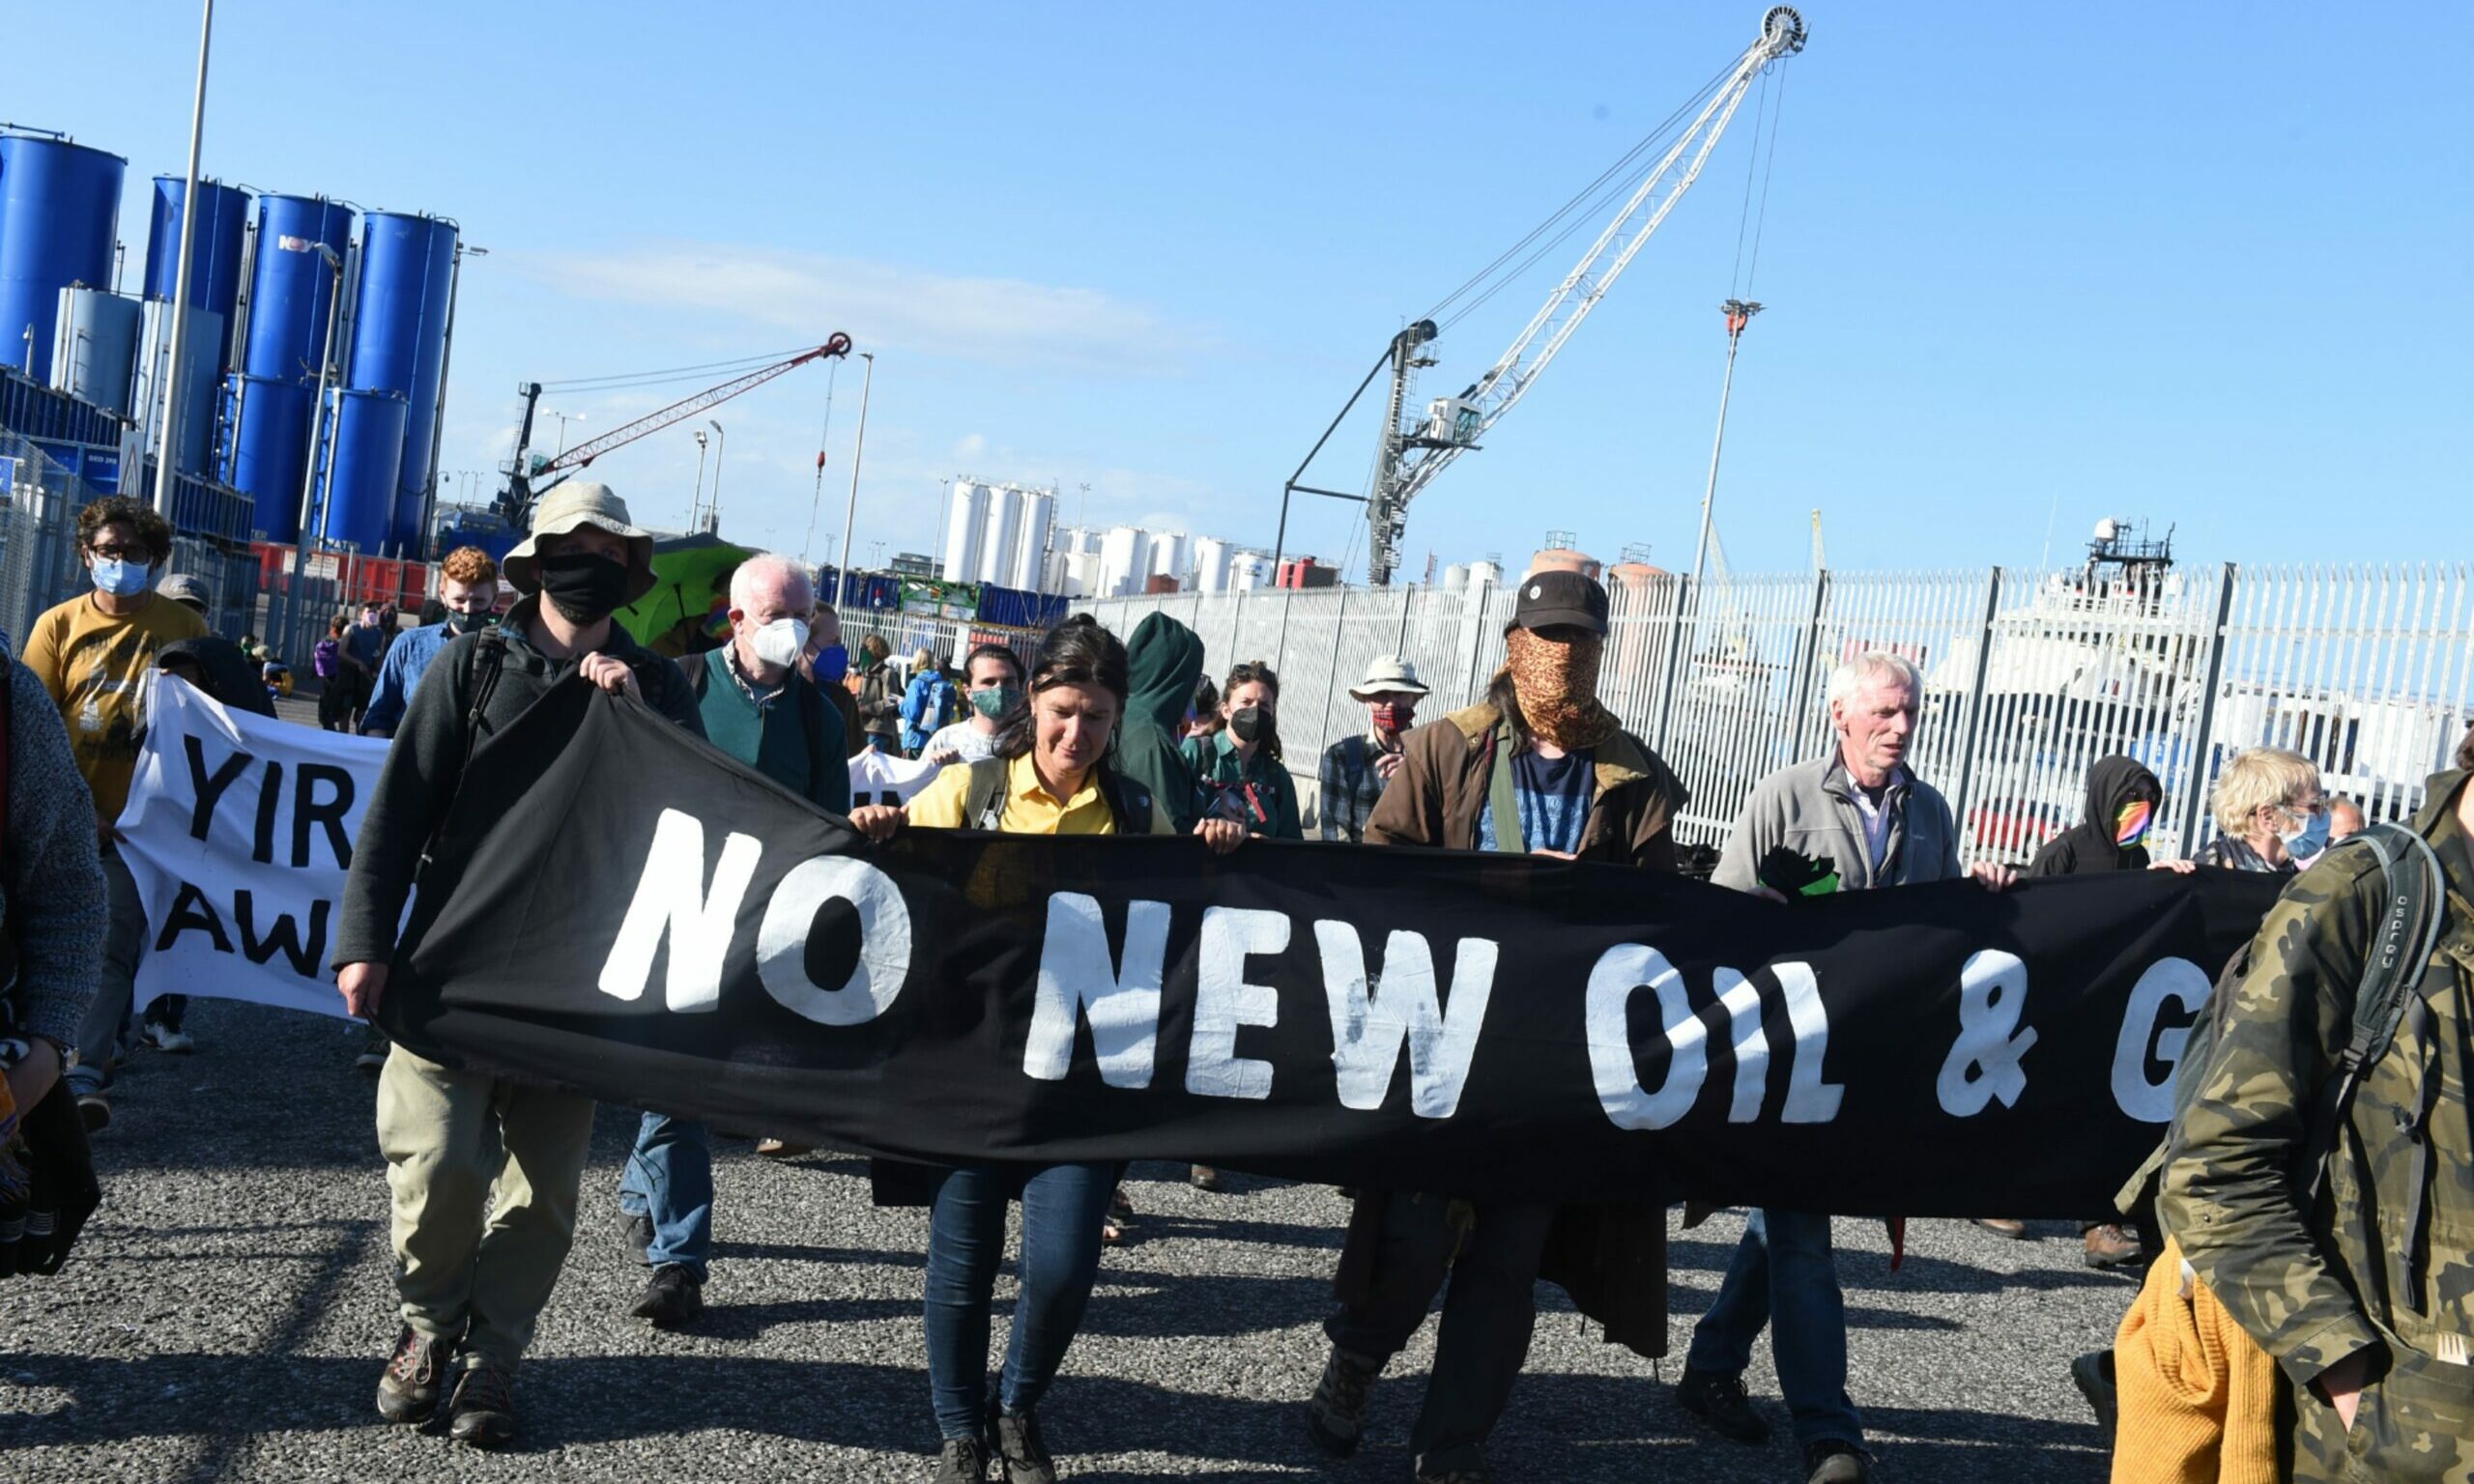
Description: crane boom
xmin=1365 ymin=6 xmax=1805 ymax=585
xmin=494 ymin=333 xmax=853 ymax=525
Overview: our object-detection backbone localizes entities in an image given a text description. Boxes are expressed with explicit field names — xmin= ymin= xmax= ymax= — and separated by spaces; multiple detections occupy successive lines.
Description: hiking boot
xmin=1304 ymin=1345 xmax=1381 ymax=1456
xmin=374 ymin=1327 xmax=447 ymax=1424
xmin=141 ymin=1020 xmax=194 ymax=1054
xmin=1189 ymin=1163 xmax=1223 ymax=1191
xmin=1803 ymin=1440 xmax=1870 ymax=1484
xmin=1675 ymin=1364 xmax=1769 ymax=1443
xmin=1972 ymin=1217 xmax=2028 ymax=1240
xmin=76 ymin=1094 xmax=111 ymax=1133
xmin=2070 ymin=1349 xmax=2118 ymax=1441
xmin=618 ymin=1206 xmax=655 ymax=1266
xmin=355 ymin=1027 xmax=390 ymax=1074
xmin=631 ymin=1264 xmax=704 ymax=1328
xmin=2083 ymin=1223 xmax=2145 ymax=1270
xmin=990 ymin=1403 xmax=1056 ymax=1484
xmin=933 ymin=1435 xmax=992 ymax=1483
xmin=447 ymin=1365 xmax=517 ymax=1448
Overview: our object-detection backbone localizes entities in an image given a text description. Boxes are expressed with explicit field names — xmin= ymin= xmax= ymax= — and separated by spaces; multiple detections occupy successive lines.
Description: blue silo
xmin=345 ymin=211 xmax=456 ymax=555
xmin=318 ymin=387 xmax=408 ymax=553
xmin=142 ymin=176 xmax=251 ymax=375
xmin=225 ymin=195 xmax=351 ymax=535
xmin=0 ymin=131 xmax=128 ymax=382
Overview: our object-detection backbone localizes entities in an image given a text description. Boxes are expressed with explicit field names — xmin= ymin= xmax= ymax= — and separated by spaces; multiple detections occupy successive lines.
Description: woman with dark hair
xmin=847 ymin=614 xmax=1242 ymax=1484
xmin=1182 ymin=660 xmax=1304 ymax=841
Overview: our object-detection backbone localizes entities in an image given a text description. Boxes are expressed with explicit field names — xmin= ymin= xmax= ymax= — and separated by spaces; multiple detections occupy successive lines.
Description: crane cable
xmin=537 ymin=346 xmax=819 ymax=393
xmin=1729 ymin=60 xmax=1790 ymax=300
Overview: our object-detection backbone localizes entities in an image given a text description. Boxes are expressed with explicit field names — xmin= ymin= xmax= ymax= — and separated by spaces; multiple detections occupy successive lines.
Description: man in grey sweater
xmin=1 ymin=649 xmax=108 ymax=1128
xmin=331 ymin=485 xmax=703 ymax=1450
xmin=1673 ymin=651 xmax=2012 ymax=1484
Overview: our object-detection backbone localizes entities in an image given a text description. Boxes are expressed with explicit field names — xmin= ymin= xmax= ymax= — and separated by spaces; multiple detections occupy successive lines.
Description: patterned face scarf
xmin=2114 ymin=798 xmax=2154 ymax=847
xmin=1505 ymin=627 xmax=1610 ymax=749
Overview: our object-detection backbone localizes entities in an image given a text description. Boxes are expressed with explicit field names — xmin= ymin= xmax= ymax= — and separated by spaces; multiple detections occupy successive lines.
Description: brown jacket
xmin=1338 ymin=697 xmax=1686 ymax=1357
xmin=1366 ymin=699 xmax=1686 ymax=870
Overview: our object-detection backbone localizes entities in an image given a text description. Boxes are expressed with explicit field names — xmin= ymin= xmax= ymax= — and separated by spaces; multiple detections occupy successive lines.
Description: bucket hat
xmin=501 ymin=482 xmax=657 ymax=605
xmin=1349 ymin=653 xmax=1429 ymax=700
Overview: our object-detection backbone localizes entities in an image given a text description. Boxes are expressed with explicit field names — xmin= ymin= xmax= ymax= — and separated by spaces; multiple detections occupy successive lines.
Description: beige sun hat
xmin=501 ymin=481 xmax=658 ymax=604
xmin=1349 ymin=653 xmax=1429 ymax=700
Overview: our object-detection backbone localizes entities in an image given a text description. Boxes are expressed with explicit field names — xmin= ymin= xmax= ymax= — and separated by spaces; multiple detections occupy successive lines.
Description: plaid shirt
xmin=1317 ymin=731 xmax=1400 ymax=843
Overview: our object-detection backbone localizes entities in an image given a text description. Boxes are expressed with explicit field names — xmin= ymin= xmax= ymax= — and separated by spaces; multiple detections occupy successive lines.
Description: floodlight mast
xmin=1362 ymin=6 xmax=1806 ymax=585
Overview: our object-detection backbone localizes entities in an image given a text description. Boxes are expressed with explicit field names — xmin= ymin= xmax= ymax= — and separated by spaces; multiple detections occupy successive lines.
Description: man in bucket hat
xmin=1317 ymin=653 xmax=1429 ymax=843
xmin=332 ymin=482 xmax=705 ymax=1448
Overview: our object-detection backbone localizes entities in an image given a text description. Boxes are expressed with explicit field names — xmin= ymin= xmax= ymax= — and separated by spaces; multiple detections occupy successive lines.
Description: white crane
xmin=1360 ymin=6 xmax=1806 ymax=585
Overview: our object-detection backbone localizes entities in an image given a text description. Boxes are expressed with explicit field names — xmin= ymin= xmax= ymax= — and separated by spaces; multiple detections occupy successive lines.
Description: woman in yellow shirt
xmin=849 ymin=615 xmax=1239 ymax=1484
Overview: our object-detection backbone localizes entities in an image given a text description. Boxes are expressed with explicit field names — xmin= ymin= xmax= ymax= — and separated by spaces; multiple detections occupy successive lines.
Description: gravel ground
xmin=3 ymin=996 xmax=2133 ymax=1483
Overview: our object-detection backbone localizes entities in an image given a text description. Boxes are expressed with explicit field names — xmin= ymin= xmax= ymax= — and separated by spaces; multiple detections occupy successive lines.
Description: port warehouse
xmin=0 ymin=125 xmax=460 ymax=650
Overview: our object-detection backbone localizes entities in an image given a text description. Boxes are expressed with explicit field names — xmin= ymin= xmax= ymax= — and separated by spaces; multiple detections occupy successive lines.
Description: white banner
xmin=119 ymin=678 xmax=388 ymax=1020
xmin=849 ymin=748 xmax=945 ymax=809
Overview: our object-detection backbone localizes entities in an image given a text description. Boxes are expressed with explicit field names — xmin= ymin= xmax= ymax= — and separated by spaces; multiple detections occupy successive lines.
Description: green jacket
xmin=1112 ymin=614 xmax=1204 ymax=836
xmin=2158 ymin=769 xmax=2474 ymax=1483
xmin=1184 ymin=728 xmax=1304 ymax=841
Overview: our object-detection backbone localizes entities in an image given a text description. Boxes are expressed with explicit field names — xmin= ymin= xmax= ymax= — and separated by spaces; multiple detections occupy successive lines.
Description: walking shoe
xmin=1675 ymin=1364 xmax=1769 ymax=1442
xmin=355 ymin=1027 xmax=390 ymax=1074
xmin=933 ymin=1436 xmax=992 ymax=1484
xmin=618 ymin=1206 xmax=654 ymax=1266
xmin=754 ymin=1136 xmax=813 ymax=1157
xmin=1189 ymin=1163 xmax=1223 ymax=1191
xmin=631 ymin=1264 xmax=704 ymax=1327
xmin=1802 ymin=1440 xmax=1871 ymax=1484
xmin=1971 ymin=1217 xmax=2028 ymax=1240
xmin=141 ymin=1020 xmax=195 ymax=1054
xmin=2070 ymin=1349 xmax=2118 ymax=1441
xmin=1413 ymin=1461 xmax=1495 ymax=1484
xmin=2083 ymin=1222 xmax=2145 ymax=1270
xmin=1304 ymin=1345 xmax=1382 ymax=1456
xmin=374 ymin=1327 xmax=447 ymax=1424
xmin=990 ymin=1403 xmax=1056 ymax=1484
xmin=447 ymin=1365 xmax=518 ymax=1448
xmin=76 ymin=1094 xmax=110 ymax=1133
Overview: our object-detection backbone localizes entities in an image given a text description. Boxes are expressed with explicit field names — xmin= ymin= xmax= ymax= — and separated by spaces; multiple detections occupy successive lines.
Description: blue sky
xmin=16 ymin=3 xmax=2469 ymax=579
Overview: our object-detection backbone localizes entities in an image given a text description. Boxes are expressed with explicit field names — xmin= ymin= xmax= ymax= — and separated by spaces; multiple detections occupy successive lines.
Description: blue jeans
xmin=1685 ymin=1209 xmax=1863 ymax=1447
xmin=1324 ymin=1193 xmax=1558 ymax=1470
xmin=922 ymin=1160 xmax=1112 ymax=1441
xmin=617 ymin=1111 xmax=712 ymax=1280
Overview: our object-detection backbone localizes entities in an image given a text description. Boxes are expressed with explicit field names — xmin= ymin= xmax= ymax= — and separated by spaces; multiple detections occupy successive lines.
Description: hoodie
xmin=2027 ymin=754 xmax=2160 ymax=876
xmin=1113 ymin=613 xmax=1205 ymax=836
xmin=157 ymin=637 xmax=279 ymax=719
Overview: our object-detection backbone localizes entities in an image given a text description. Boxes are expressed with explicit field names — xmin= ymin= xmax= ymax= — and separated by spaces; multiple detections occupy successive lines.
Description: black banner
xmin=382 ymin=686 xmax=2281 ymax=1217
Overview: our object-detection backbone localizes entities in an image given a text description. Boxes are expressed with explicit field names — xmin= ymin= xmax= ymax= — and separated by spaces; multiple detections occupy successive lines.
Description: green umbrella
xmin=618 ymin=532 xmax=754 ymax=655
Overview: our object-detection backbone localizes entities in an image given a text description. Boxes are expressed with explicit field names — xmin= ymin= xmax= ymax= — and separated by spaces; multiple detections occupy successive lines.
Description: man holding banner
xmin=332 ymin=484 xmax=704 ymax=1450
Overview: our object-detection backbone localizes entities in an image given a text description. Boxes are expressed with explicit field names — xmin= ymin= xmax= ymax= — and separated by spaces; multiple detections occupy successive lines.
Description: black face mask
xmin=536 ymin=552 xmax=631 ymax=624
xmin=1230 ymin=705 xmax=1267 ymax=743
xmin=446 ymin=610 xmax=497 ymax=636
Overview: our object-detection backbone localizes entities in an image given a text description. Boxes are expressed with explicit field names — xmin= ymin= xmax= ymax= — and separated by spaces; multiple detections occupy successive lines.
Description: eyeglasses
xmin=88 ymin=543 xmax=153 ymax=562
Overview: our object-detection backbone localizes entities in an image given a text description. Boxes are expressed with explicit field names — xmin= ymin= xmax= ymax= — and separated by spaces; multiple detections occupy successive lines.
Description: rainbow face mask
xmin=2114 ymin=799 xmax=2154 ymax=846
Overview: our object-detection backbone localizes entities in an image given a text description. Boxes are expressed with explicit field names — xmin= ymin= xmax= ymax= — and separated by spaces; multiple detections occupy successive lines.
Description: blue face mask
xmin=92 ymin=557 xmax=152 ymax=599
xmin=814 ymin=643 xmax=849 ymax=685
xmin=2279 ymin=807 xmax=2331 ymax=864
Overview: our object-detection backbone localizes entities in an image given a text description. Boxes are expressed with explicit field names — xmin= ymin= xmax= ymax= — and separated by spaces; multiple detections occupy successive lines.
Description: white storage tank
xmin=51 ymin=286 xmax=142 ymax=417
xmin=1230 ymin=551 xmax=1273 ymax=591
xmin=978 ymin=483 xmax=1023 ymax=586
xmin=1060 ymin=551 xmax=1099 ymax=597
xmin=1466 ymin=558 xmax=1504 ymax=589
xmin=1441 ymin=562 xmax=1470 ymax=594
xmin=1148 ymin=530 xmax=1189 ymax=587
xmin=942 ymin=480 xmax=988 ymax=582
xmin=1192 ymin=535 xmax=1232 ymax=594
xmin=1010 ymin=485 xmax=1055 ymax=590
xmin=1098 ymin=525 xmax=1150 ymax=598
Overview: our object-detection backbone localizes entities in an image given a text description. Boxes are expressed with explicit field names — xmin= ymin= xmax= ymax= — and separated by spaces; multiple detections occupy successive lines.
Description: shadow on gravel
xmin=1078 ymin=1268 xmax=1331 ymax=1338
xmin=1664 ymin=1234 xmax=2136 ymax=1298
xmin=709 ymin=1239 xmax=928 ymax=1270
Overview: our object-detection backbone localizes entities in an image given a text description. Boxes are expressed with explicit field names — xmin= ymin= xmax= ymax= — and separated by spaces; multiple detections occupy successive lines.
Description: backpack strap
xmin=0 ymin=640 xmax=19 ymax=1011
xmin=1097 ymin=767 xmax=1163 ymax=836
xmin=455 ymin=630 xmax=511 ymax=784
xmin=963 ymin=757 xmax=1011 ymax=832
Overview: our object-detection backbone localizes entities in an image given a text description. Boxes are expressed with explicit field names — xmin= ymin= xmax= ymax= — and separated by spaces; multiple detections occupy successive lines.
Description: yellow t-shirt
xmin=906 ymin=753 xmax=1118 ymax=836
xmin=22 ymin=590 xmax=209 ymax=826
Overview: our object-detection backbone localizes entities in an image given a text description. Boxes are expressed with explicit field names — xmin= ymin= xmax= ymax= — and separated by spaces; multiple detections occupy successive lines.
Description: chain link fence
xmin=1067 ymin=564 xmax=2474 ymax=864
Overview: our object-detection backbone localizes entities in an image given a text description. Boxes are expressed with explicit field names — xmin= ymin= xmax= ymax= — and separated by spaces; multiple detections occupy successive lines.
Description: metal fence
xmin=1063 ymin=564 xmax=2474 ymax=864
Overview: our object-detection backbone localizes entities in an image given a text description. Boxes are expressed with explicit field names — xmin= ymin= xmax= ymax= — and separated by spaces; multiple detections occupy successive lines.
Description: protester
xmin=361 ymin=547 xmax=502 ymax=738
xmin=845 ymin=614 xmax=1243 ymax=1484
xmin=1185 ymin=660 xmax=1303 ymax=840
xmin=1317 ymin=654 xmax=1426 ymax=843
xmin=22 ymin=497 xmax=208 ymax=1130
xmin=313 ymin=616 xmax=357 ymax=731
xmin=901 ymin=647 xmax=961 ymax=756
xmin=1116 ymin=614 xmax=1207 ymax=837
xmin=1308 ymin=570 xmax=1688 ymax=1484
xmin=1674 ymin=649 xmax=2013 ymax=1484
xmin=2199 ymin=747 xmax=2327 ymax=873
xmin=158 ymin=573 xmax=212 ymax=624
xmin=850 ymin=633 xmax=902 ymax=755
xmin=920 ymin=643 xmax=1024 ymax=767
xmin=332 ymin=482 xmax=705 ymax=1449
xmin=344 ymin=602 xmax=390 ymax=726
xmin=613 ymin=553 xmax=848 ymax=1325
xmin=2327 ymin=793 xmax=2365 ymax=842
xmin=1185 ymin=675 xmax=1221 ymax=742
xmin=2150 ymin=723 xmax=2474 ymax=1483
xmin=0 ymin=635 xmax=108 ymax=1207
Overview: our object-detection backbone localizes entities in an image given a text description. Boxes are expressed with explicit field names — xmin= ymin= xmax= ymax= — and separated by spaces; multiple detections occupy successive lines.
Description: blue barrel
xmin=345 ymin=212 xmax=456 ymax=555
xmin=242 ymin=194 xmax=352 ymax=388
xmin=225 ymin=375 xmax=314 ymax=540
xmin=0 ymin=133 xmax=128 ymax=382
xmin=319 ymin=387 xmax=409 ymax=553
xmin=143 ymin=176 xmax=251 ymax=375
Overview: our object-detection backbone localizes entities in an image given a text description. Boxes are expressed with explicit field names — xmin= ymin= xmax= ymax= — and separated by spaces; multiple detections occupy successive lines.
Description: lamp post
xmin=691 ymin=428 xmax=708 ymax=529
xmin=835 ymin=351 xmax=875 ymax=605
xmin=549 ymin=410 xmax=586 ymax=458
xmin=150 ymin=0 xmax=216 ymax=518
xmin=417 ymin=241 xmax=484 ymax=556
xmin=705 ymin=417 xmax=726 ymax=533
xmin=277 ymin=240 xmax=344 ymax=658
xmin=1688 ymin=298 xmax=1763 ymax=587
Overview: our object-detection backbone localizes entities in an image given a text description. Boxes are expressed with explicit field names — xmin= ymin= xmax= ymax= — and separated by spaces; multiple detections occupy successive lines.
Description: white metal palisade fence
xmin=1014 ymin=563 xmax=2474 ymax=866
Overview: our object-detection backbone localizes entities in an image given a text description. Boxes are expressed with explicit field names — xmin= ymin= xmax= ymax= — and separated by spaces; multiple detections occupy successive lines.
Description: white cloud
xmin=508 ymin=244 xmax=1200 ymax=375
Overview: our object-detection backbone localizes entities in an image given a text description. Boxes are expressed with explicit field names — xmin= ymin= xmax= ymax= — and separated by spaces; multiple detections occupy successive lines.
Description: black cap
xmin=1509 ymin=568 xmax=1609 ymax=637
